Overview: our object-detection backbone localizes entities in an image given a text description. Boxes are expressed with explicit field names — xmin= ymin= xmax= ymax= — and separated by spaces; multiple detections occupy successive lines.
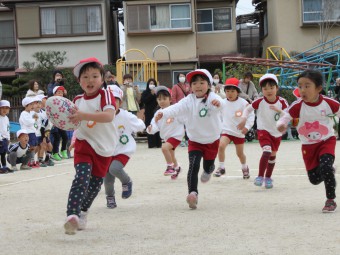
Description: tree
xmin=317 ymin=0 xmax=340 ymax=45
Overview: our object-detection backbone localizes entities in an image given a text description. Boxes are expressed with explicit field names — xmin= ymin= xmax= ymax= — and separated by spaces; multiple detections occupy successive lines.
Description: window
xmin=302 ymin=0 xmax=340 ymax=23
xmin=0 ymin=21 xmax=15 ymax=47
xmin=197 ymin=8 xmax=232 ymax=32
xmin=127 ymin=4 xmax=191 ymax=33
xmin=40 ymin=5 xmax=102 ymax=36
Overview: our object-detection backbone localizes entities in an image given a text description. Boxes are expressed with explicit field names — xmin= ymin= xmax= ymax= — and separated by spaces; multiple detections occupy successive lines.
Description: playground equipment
xmin=116 ymin=49 xmax=158 ymax=85
xmin=222 ymin=36 xmax=340 ymax=93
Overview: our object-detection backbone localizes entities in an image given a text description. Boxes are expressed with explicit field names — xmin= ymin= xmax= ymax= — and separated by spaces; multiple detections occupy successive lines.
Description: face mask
xmin=149 ymin=85 xmax=155 ymax=90
xmin=213 ymin=79 xmax=220 ymax=84
xmin=179 ymin=77 xmax=185 ymax=83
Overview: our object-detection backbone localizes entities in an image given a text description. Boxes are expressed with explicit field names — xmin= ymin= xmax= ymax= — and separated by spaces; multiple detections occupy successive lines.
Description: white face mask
xmin=179 ymin=77 xmax=186 ymax=83
xmin=213 ymin=79 xmax=220 ymax=84
xmin=149 ymin=84 xmax=155 ymax=90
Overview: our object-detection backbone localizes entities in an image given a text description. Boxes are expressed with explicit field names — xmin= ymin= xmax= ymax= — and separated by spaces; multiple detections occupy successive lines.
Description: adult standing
xmin=47 ymin=70 xmax=65 ymax=97
xmin=171 ymin=72 xmax=191 ymax=104
xmin=238 ymin=72 xmax=259 ymax=103
xmin=141 ymin=78 xmax=162 ymax=148
xmin=26 ymin=80 xmax=45 ymax=97
xmin=212 ymin=72 xmax=226 ymax=98
xmin=104 ymin=70 xmax=120 ymax=88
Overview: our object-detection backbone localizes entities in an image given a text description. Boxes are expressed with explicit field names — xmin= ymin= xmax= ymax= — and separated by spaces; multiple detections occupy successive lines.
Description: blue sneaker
xmin=254 ymin=176 xmax=264 ymax=186
xmin=122 ymin=181 xmax=132 ymax=199
xmin=264 ymin=177 xmax=273 ymax=189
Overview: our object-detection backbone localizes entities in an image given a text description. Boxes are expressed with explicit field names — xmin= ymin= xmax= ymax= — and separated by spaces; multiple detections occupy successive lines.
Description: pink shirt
xmin=171 ymin=83 xmax=191 ymax=104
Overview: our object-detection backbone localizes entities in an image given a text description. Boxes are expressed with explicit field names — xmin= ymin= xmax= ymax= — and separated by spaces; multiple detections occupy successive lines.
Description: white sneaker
xmin=200 ymin=171 xmax=212 ymax=183
xmin=64 ymin=215 xmax=79 ymax=235
xmin=186 ymin=192 xmax=198 ymax=209
xmin=78 ymin=211 xmax=88 ymax=230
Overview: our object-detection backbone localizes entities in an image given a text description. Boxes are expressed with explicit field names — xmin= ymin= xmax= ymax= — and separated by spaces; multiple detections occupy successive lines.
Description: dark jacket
xmin=141 ymin=85 xmax=158 ymax=126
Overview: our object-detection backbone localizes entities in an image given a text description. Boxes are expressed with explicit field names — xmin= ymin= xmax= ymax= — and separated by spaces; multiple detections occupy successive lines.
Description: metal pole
xmin=152 ymin=44 xmax=172 ymax=85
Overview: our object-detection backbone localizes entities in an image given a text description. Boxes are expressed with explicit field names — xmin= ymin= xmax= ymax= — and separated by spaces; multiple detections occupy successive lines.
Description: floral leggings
xmin=66 ymin=162 xmax=103 ymax=217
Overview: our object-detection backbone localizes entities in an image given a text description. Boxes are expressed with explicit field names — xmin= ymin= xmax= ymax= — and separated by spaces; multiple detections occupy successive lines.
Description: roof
xmin=0 ymin=49 xmax=16 ymax=70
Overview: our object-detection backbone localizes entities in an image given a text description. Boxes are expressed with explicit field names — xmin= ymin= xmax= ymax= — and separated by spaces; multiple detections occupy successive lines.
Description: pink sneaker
xmin=242 ymin=166 xmax=250 ymax=179
xmin=322 ymin=199 xmax=337 ymax=213
xmin=64 ymin=215 xmax=79 ymax=235
xmin=186 ymin=192 xmax=198 ymax=209
xmin=171 ymin=167 xmax=181 ymax=180
xmin=164 ymin=166 xmax=176 ymax=176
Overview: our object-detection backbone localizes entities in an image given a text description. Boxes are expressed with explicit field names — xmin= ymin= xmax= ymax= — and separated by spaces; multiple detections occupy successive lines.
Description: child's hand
xmin=68 ymin=143 xmax=74 ymax=151
xmin=269 ymin=105 xmax=281 ymax=113
xmin=147 ymin=125 xmax=152 ymax=132
xmin=237 ymin=117 xmax=247 ymax=130
xmin=33 ymin=113 xmax=39 ymax=120
xmin=69 ymin=107 xmax=84 ymax=123
xmin=211 ymin=99 xmax=221 ymax=107
xmin=277 ymin=124 xmax=287 ymax=133
xmin=155 ymin=112 xmax=163 ymax=123
xmin=241 ymin=128 xmax=248 ymax=135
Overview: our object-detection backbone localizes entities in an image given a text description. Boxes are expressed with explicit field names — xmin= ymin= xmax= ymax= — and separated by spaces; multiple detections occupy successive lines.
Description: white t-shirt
xmin=74 ymin=89 xmax=118 ymax=157
xmin=0 ymin=115 xmax=10 ymax=140
xmin=19 ymin=111 xmax=36 ymax=133
xmin=114 ymin=109 xmax=145 ymax=157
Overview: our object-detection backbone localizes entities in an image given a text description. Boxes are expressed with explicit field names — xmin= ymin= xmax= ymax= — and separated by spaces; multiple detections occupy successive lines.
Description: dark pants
xmin=147 ymin=132 xmax=162 ymax=148
xmin=187 ymin=151 xmax=215 ymax=194
xmin=51 ymin=127 xmax=68 ymax=154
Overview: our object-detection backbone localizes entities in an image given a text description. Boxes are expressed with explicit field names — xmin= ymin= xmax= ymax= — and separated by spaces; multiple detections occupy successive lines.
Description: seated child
xmin=7 ymin=129 xmax=32 ymax=171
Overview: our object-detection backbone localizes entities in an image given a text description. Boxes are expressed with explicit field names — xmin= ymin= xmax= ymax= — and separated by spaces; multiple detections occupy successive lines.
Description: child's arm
xmin=69 ymin=108 xmax=115 ymax=123
xmin=244 ymin=109 xmax=255 ymax=134
xmin=157 ymin=97 xmax=188 ymax=122
xmin=147 ymin=117 xmax=160 ymax=134
xmin=237 ymin=104 xmax=254 ymax=130
xmin=127 ymin=113 xmax=146 ymax=133
xmin=276 ymin=111 xmax=293 ymax=133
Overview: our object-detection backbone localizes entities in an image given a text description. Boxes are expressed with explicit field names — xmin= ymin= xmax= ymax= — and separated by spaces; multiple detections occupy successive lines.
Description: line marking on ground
xmin=0 ymin=172 xmax=71 ymax=187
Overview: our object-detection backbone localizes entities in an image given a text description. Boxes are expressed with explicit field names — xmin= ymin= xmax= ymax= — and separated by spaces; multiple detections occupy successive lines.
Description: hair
xmin=297 ymin=69 xmax=324 ymax=88
xmin=147 ymin=78 xmax=157 ymax=90
xmin=260 ymin=79 xmax=278 ymax=88
xmin=224 ymin=86 xmax=239 ymax=93
xmin=78 ymin=62 xmax=105 ymax=79
xmin=28 ymin=80 xmax=40 ymax=91
xmin=123 ymin=73 xmax=133 ymax=81
xmin=177 ymin=72 xmax=186 ymax=83
xmin=244 ymin=72 xmax=253 ymax=80
xmin=156 ymin=89 xmax=171 ymax=99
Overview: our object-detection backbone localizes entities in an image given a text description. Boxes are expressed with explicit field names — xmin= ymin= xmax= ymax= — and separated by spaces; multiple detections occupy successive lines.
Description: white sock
xmin=219 ymin=162 xmax=225 ymax=169
xmin=241 ymin=164 xmax=247 ymax=169
xmin=174 ymin=164 xmax=180 ymax=170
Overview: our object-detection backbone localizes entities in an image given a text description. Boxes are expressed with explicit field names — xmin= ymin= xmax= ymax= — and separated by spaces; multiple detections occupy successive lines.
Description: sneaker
xmin=213 ymin=167 xmax=225 ymax=177
xmin=30 ymin=162 xmax=40 ymax=168
xmin=242 ymin=166 xmax=250 ymax=179
xmin=3 ymin=167 xmax=13 ymax=173
xmin=264 ymin=177 xmax=273 ymax=189
xmin=254 ymin=176 xmax=264 ymax=186
xmin=322 ymin=199 xmax=337 ymax=213
xmin=39 ymin=161 xmax=48 ymax=167
xmin=0 ymin=168 xmax=8 ymax=174
xmin=78 ymin=211 xmax=88 ymax=230
xmin=106 ymin=196 xmax=117 ymax=209
xmin=122 ymin=181 xmax=133 ymax=199
xmin=171 ymin=167 xmax=181 ymax=180
xmin=64 ymin=215 xmax=79 ymax=235
xmin=164 ymin=166 xmax=176 ymax=176
xmin=46 ymin=159 xmax=55 ymax=166
xmin=186 ymin=192 xmax=198 ymax=209
xmin=61 ymin=150 xmax=69 ymax=159
xmin=52 ymin=153 xmax=62 ymax=161
xmin=10 ymin=166 xmax=18 ymax=171
xmin=201 ymin=171 xmax=212 ymax=183
xmin=20 ymin=165 xmax=32 ymax=170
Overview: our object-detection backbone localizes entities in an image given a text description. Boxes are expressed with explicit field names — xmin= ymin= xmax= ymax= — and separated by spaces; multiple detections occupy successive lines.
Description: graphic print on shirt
xmin=298 ymin=121 xmax=328 ymax=142
xmin=118 ymin=125 xmax=129 ymax=145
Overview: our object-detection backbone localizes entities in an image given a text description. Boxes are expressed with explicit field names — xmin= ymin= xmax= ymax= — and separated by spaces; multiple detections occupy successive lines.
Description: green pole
xmin=222 ymin=61 xmax=226 ymax=83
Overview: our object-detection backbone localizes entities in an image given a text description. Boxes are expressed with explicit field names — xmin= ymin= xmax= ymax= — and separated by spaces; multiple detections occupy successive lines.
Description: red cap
xmin=224 ymin=77 xmax=241 ymax=92
xmin=73 ymin=57 xmax=103 ymax=78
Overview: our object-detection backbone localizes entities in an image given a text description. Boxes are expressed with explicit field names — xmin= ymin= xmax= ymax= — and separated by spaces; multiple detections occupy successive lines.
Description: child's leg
xmin=52 ymin=132 xmax=61 ymax=154
xmin=66 ymin=163 xmax=92 ymax=217
xmin=265 ymin=151 xmax=277 ymax=178
xmin=169 ymin=149 xmax=178 ymax=168
xmin=235 ymin=143 xmax=246 ymax=165
xmin=203 ymin=158 xmax=215 ymax=174
xmin=217 ymin=136 xmax=230 ymax=169
xmin=81 ymin=174 xmax=103 ymax=212
xmin=108 ymin=160 xmax=131 ymax=185
xmin=162 ymin=142 xmax=175 ymax=166
xmin=104 ymin=171 xmax=115 ymax=197
xmin=308 ymin=154 xmax=336 ymax=199
xmin=258 ymin=145 xmax=271 ymax=177
xmin=1 ymin=151 xmax=7 ymax=167
xmin=60 ymin=130 xmax=69 ymax=151
xmin=187 ymin=150 xmax=202 ymax=194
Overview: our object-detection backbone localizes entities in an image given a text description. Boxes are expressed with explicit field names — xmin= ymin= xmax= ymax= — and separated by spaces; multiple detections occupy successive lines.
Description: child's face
xmin=25 ymin=102 xmax=35 ymax=111
xmin=41 ymin=98 xmax=46 ymax=108
xmin=54 ymin=90 xmax=64 ymax=97
xmin=0 ymin=107 xmax=10 ymax=116
xmin=191 ymin=76 xmax=209 ymax=98
xmin=79 ymin=67 xmax=103 ymax=96
xmin=225 ymin=88 xmax=238 ymax=101
xmin=115 ymin=98 xmax=123 ymax=110
xmin=18 ymin=134 xmax=29 ymax=144
xmin=261 ymin=83 xmax=278 ymax=102
xmin=123 ymin=78 xmax=133 ymax=85
xmin=297 ymin=77 xmax=322 ymax=103
xmin=157 ymin=94 xmax=171 ymax=109
xmin=34 ymin=101 xmax=41 ymax=112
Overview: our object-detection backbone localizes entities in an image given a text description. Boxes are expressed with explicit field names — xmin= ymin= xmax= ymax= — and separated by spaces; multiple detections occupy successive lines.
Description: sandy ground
xmin=0 ymin=140 xmax=339 ymax=255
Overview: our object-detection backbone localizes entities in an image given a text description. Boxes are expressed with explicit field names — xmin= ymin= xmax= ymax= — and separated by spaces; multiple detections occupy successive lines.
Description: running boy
xmin=214 ymin=78 xmax=255 ymax=178
xmin=238 ymin=73 xmax=288 ymax=189
xmin=147 ymin=86 xmax=185 ymax=179
xmin=0 ymin=100 xmax=11 ymax=173
xmin=277 ymin=69 xmax=338 ymax=212
xmin=64 ymin=57 xmax=118 ymax=235
xmin=155 ymin=69 xmax=223 ymax=209
xmin=104 ymin=85 xmax=145 ymax=208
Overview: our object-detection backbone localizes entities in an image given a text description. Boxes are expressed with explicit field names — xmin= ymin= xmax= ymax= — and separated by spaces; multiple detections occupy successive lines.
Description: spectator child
xmin=214 ymin=78 xmax=255 ymax=178
xmin=277 ymin=69 xmax=338 ymax=212
xmin=121 ymin=74 xmax=141 ymax=114
xmin=147 ymin=86 xmax=185 ymax=179
xmin=0 ymin=100 xmax=11 ymax=173
xmin=104 ymin=85 xmax=145 ymax=208
xmin=155 ymin=69 xmax=223 ymax=209
xmin=238 ymin=74 xmax=288 ymax=189
xmin=7 ymin=129 xmax=32 ymax=171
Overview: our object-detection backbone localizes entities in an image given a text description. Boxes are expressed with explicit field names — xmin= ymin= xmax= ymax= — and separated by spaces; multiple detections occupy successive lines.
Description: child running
xmin=238 ymin=73 xmax=288 ymax=189
xmin=155 ymin=69 xmax=223 ymax=209
xmin=214 ymin=78 xmax=255 ymax=178
xmin=147 ymin=86 xmax=185 ymax=179
xmin=277 ymin=69 xmax=338 ymax=212
xmin=64 ymin=57 xmax=118 ymax=235
xmin=104 ymin=85 xmax=145 ymax=209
